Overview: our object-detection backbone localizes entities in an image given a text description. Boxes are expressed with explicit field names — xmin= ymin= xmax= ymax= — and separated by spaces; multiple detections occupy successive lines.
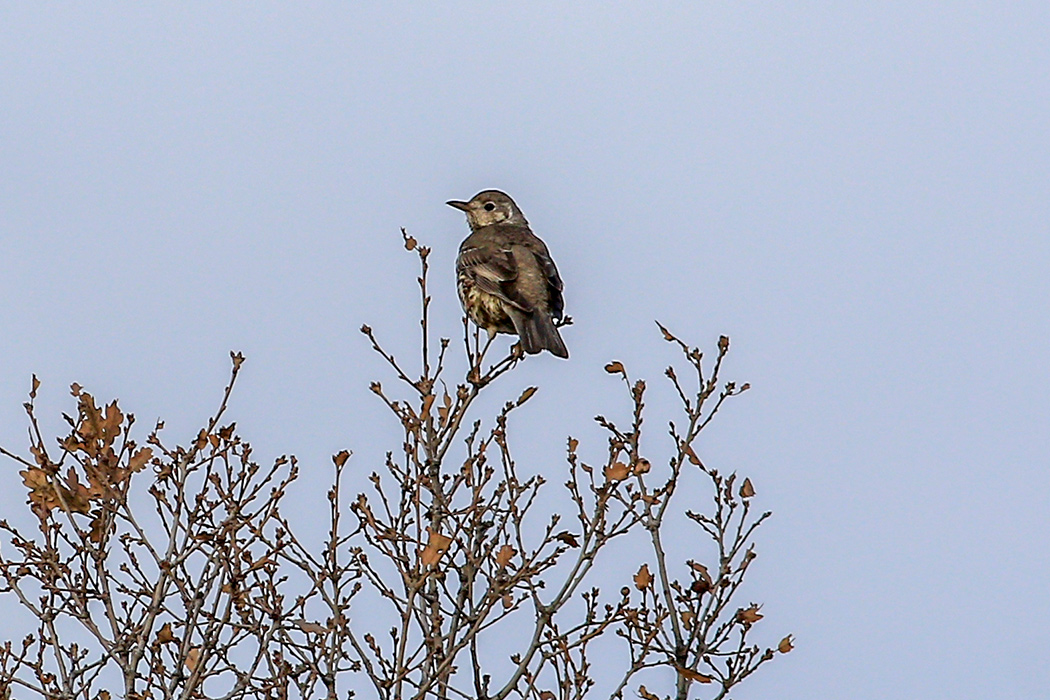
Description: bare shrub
xmin=0 ymin=233 xmax=790 ymax=700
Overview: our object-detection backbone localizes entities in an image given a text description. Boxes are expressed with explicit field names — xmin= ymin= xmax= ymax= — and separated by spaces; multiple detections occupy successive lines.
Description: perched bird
xmin=447 ymin=190 xmax=568 ymax=358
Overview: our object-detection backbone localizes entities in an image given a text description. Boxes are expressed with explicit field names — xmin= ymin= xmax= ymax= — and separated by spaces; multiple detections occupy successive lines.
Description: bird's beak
xmin=446 ymin=200 xmax=471 ymax=212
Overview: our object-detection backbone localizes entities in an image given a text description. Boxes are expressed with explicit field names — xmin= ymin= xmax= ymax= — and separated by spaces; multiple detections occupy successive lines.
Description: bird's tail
xmin=517 ymin=312 xmax=569 ymax=359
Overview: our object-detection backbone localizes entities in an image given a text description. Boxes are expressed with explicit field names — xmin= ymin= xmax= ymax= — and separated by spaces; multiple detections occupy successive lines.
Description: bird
xmin=447 ymin=190 xmax=568 ymax=358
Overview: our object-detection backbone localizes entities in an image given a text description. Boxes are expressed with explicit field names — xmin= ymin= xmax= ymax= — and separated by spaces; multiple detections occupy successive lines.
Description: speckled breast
xmin=457 ymin=272 xmax=516 ymax=335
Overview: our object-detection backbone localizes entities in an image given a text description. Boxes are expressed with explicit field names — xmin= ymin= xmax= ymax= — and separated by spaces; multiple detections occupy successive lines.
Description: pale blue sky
xmin=1 ymin=4 xmax=1048 ymax=698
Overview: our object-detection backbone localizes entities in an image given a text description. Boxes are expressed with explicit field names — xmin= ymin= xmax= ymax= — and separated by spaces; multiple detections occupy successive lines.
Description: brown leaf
xmin=778 ymin=635 xmax=794 ymax=653
xmin=295 ymin=619 xmax=328 ymax=635
xmin=604 ymin=461 xmax=630 ymax=482
xmin=184 ymin=646 xmax=201 ymax=672
xmin=676 ymin=667 xmax=714 ymax=683
xmin=30 ymin=374 xmax=40 ymax=399
xmin=78 ymin=394 xmax=102 ymax=447
xmin=516 ymin=386 xmax=538 ymax=406
xmin=604 ymin=361 xmax=626 ymax=375
xmin=637 ymin=686 xmax=660 ymax=700
xmin=568 ymin=437 xmax=578 ymax=453
xmin=420 ymin=528 xmax=453 ymax=567
xmin=62 ymin=471 xmax=93 ymax=513
xmin=736 ymin=604 xmax=763 ymax=625
xmin=421 ymin=394 xmax=435 ymax=417
xmin=21 ymin=467 xmax=91 ymax=514
xmin=688 ymin=560 xmax=713 ymax=593
xmin=157 ymin=622 xmax=175 ymax=644
xmin=100 ymin=402 xmax=123 ymax=447
xmin=21 ymin=467 xmax=51 ymax=492
xmin=632 ymin=458 xmax=651 ymax=475
xmin=718 ymin=335 xmax=730 ymax=352
xmin=502 ymin=593 xmax=514 ymax=610
xmin=29 ymin=444 xmax=50 ymax=468
xmin=684 ymin=444 xmax=701 ymax=466
xmin=247 ymin=555 xmax=274 ymax=572
xmin=70 ymin=382 xmax=82 ymax=397
xmin=128 ymin=447 xmax=153 ymax=473
xmin=740 ymin=477 xmax=755 ymax=499
xmin=555 ymin=531 xmax=579 ymax=548
xmin=404 ymin=235 xmax=417 ymax=251
xmin=230 ymin=351 xmax=245 ymax=370
xmin=333 ymin=450 xmax=351 ymax=468
xmin=89 ymin=515 xmax=106 ymax=543
xmin=496 ymin=544 xmax=516 ymax=568
xmin=634 ymin=563 xmax=652 ymax=590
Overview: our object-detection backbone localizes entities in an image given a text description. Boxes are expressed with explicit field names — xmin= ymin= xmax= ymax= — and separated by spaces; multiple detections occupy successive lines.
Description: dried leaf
xmin=688 ymin=560 xmax=713 ymax=590
xmin=637 ymin=686 xmax=660 ymax=700
xmin=157 ymin=622 xmax=175 ymax=644
xmin=634 ymin=563 xmax=652 ymax=590
xmin=516 ymin=386 xmax=538 ymax=406
xmin=128 ymin=447 xmax=153 ymax=473
xmin=676 ymin=667 xmax=714 ymax=683
xmin=604 ymin=461 xmax=630 ymax=482
xmin=632 ymin=458 xmax=651 ymax=475
xmin=184 ymin=647 xmax=201 ymax=672
xmin=778 ymin=635 xmax=794 ymax=653
xmin=421 ymin=528 xmax=453 ymax=567
xmin=30 ymin=375 xmax=40 ymax=399
xmin=100 ymin=402 xmax=123 ymax=446
xmin=496 ymin=544 xmax=516 ymax=568
xmin=404 ymin=235 xmax=417 ymax=251
xmin=89 ymin=515 xmax=106 ymax=543
xmin=555 ymin=531 xmax=579 ymax=548
xmin=295 ymin=619 xmax=328 ymax=635
xmin=740 ymin=477 xmax=755 ymax=499
xmin=604 ymin=361 xmax=626 ymax=375
xmin=502 ymin=593 xmax=514 ymax=610
xmin=21 ymin=467 xmax=92 ymax=514
xmin=247 ymin=556 xmax=273 ymax=572
xmin=568 ymin=437 xmax=578 ymax=453
xmin=736 ymin=604 xmax=763 ymax=625
xmin=333 ymin=450 xmax=351 ymax=468
xmin=421 ymin=394 xmax=435 ymax=416
xmin=718 ymin=335 xmax=730 ymax=352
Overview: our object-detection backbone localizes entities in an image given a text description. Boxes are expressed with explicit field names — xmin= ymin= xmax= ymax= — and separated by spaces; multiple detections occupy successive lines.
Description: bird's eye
xmin=484 ymin=202 xmax=496 ymax=211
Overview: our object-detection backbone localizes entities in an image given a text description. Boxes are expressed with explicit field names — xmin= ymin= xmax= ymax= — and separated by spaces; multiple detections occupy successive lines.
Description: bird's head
xmin=447 ymin=190 xmax=527 ymax=230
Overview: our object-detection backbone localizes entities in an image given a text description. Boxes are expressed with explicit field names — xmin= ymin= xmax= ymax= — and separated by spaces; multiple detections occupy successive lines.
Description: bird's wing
xmin=528 ymin=244 xmax=565 ymax=319
xmin=457 ymin=245 xmax=532 ymax=312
